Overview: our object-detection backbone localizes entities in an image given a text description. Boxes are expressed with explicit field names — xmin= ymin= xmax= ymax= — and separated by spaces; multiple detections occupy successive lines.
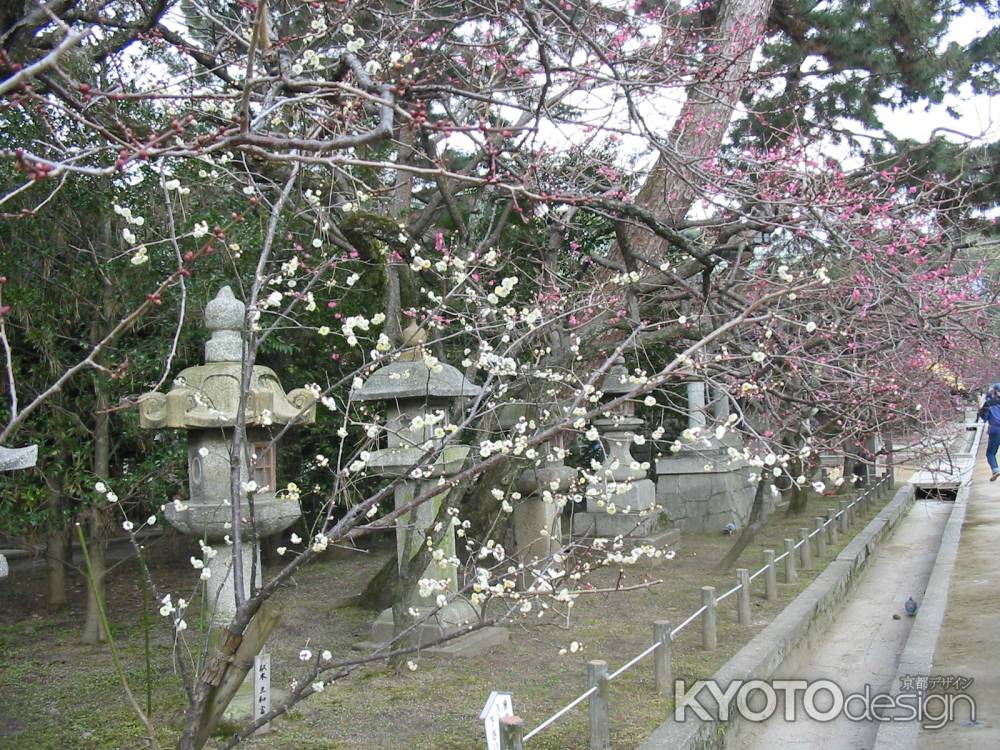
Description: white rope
xmin=523 ymin=686 xmax=598 ymax=741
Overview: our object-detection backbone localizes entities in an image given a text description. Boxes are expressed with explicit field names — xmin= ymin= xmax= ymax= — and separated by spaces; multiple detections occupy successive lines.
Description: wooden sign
xmin=480 ymin=691 xmax=514 ymax=750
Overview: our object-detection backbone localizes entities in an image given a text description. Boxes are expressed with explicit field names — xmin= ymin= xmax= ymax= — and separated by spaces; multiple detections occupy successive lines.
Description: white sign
xmin=480 ymin=691 xmax=514 ymax=750
xmin=254 ymin=653 xmax=271 ymax=726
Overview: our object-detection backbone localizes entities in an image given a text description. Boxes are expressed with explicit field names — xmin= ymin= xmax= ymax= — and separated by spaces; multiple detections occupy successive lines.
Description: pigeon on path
xmin=905 ymin=597 xmax=919 ymax=616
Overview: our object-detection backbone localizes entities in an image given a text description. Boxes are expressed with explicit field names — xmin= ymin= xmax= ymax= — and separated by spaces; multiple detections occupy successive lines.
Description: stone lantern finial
xmin=398 ymin=322 xmax=427 ymax=362
xmin=204 ymin=286 xmax=245 ymax=363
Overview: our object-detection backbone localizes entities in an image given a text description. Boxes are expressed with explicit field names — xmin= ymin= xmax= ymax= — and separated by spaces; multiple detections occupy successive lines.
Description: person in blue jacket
xmin=977 ymin=383 xmax=1000 ymax=480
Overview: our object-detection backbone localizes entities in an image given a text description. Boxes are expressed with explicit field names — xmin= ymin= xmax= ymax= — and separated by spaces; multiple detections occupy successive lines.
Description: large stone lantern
xmin=138 ymin=286 xmax=316 ymax=622
xmin=354 ymin=324 xmax=506 ymax=653
xmin=573 ymin=359 xmax=661 ymax=538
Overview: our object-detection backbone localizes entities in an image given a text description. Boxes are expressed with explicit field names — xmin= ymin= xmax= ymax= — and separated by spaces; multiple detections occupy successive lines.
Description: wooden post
xmin=653 ymin=620 xmax=672 ymax=698
xmin=702 ymin=586 xmax=717 ymax=650
xmin=736 ymin=569 xmax=751 ymax=625
xmin=500 ymin=715 xmax=525 ymax=750
xmin=839 ymin=502 xmax=849 ymax=534
xmin=764 ymin=549 xmax=777 ymax=602
xmin=588 ymin=660 xmax=610 ymax=750
xmin=827 ymin=508 xmax=838 ymax=545
xmin=799 ymin=528 xmax=812 ymax=570
xmin=814 ymin=517 xmax=827 ymax=557
xmin=783 ymin=539 xmax=797 ymax=583
xmin=194 ymin=603 xmax=282 ymax=749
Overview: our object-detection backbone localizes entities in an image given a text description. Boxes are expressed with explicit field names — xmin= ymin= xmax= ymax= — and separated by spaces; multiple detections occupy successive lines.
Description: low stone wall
xmin=637 ymin=481 xmax=916 ymax=750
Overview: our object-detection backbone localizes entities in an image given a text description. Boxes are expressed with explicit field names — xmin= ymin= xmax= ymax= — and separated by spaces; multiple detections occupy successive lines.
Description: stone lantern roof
xmin=353 ymin=323 xmax=481 ymax=402
xmin=599 ymin=358 xmax=632 ymax=396
xmin=138 ymin=286 xmax=317 ymax=429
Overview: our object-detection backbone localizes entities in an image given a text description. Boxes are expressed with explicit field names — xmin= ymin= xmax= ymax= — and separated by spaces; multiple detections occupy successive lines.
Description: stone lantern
xmin=138 ymin=286 xmax=316 ymax=622
xmin=0 ymin=444 xmax=37 ymax=579
xmin=573 ymin=359 xmax=661 ymax=538
xmin=354 ymin=324 xmax=506 ymax=653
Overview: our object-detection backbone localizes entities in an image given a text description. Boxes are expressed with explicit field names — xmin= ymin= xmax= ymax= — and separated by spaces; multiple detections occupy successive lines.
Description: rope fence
xmin=499 ymin=471 xmax=894 ymax=750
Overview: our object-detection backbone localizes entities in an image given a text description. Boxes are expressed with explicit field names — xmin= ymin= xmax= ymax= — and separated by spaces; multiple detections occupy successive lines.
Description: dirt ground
xmin=0 ymin=483 xmax=895 ymax=750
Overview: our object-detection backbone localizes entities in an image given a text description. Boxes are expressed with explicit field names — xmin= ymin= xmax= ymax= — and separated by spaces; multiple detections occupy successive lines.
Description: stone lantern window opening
xmin=251 ymin=441 xmax=276 ymax=491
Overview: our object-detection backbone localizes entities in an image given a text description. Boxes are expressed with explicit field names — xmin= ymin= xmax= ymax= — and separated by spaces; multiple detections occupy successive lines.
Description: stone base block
xmin=572 ymin=509 xmax=663 ymax=538
xmin=368 ymin=598 xmax=507 ymax=656
xmin=655 ymin=452 xmax=755 ymax=533
xmin=584 ymin=479 xmax=655 ymax=514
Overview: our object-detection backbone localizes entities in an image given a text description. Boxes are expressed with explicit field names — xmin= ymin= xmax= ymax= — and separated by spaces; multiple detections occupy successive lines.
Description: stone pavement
xmin=740 ymin=496 xmax=953 ymax=750
xmin=918 ymin=447 xmax=1000 ymax=749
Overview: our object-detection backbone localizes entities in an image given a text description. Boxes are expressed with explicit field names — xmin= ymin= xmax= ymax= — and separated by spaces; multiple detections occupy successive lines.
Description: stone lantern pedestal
xmin=354 ymin=325 xmax=507 ymax=655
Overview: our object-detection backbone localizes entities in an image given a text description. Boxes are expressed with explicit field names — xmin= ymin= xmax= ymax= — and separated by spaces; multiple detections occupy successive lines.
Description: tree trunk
xmin=784 ymin=455 xmax=809 ymax=515
xmin=44 ymin=466 xmax=68 ymax=609
xmin=357 ymin=554 xmax=398 ymax=611
xmin=716 ymin=477 xmax=769 ymax=571
xmin=622 ymin=0 xmax=774 ymax=254
xmin=82 ymin=381 xmax=111 ymax=644
xmin=46 ymin=529 xmax=69 ymax=608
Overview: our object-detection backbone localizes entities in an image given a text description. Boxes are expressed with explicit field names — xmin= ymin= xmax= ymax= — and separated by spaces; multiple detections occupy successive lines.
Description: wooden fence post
xmin=701 ymin=586 xmax=717 ymax=650
xmin=799 ymin=528 xmax=812 ymax=570
xmin=653 ymin=620 xmax=672 ymax=698
xmin=764 ymin=549 xmax=777 ymax=602
xmin=814 ymin=517 xmax=827 ymax=557
xmin=736 ymin=569 xmax=751 ymax=625
xmin=500 ymin=715 xmax=525 ymax=750
xmin=588 ymin=660 xmax=610 ymax=750
xmin=783 ymin=538 xmax=797 ymax=583
xmin=839 ymin=501 xmax=849 ymax=534
xmin=827 ymin=508 xmax=838 ymax=545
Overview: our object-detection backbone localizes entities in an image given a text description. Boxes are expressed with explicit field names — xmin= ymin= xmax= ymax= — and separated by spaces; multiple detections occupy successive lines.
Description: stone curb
xmin=637 ymin=480 xmax=917 ymax=750
xmin=871 ymin=424 xmax=984 ymax=750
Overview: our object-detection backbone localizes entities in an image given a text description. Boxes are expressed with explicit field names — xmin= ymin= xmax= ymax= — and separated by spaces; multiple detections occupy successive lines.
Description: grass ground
xmin=0 ymin=481 xmax=898 ymax=750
